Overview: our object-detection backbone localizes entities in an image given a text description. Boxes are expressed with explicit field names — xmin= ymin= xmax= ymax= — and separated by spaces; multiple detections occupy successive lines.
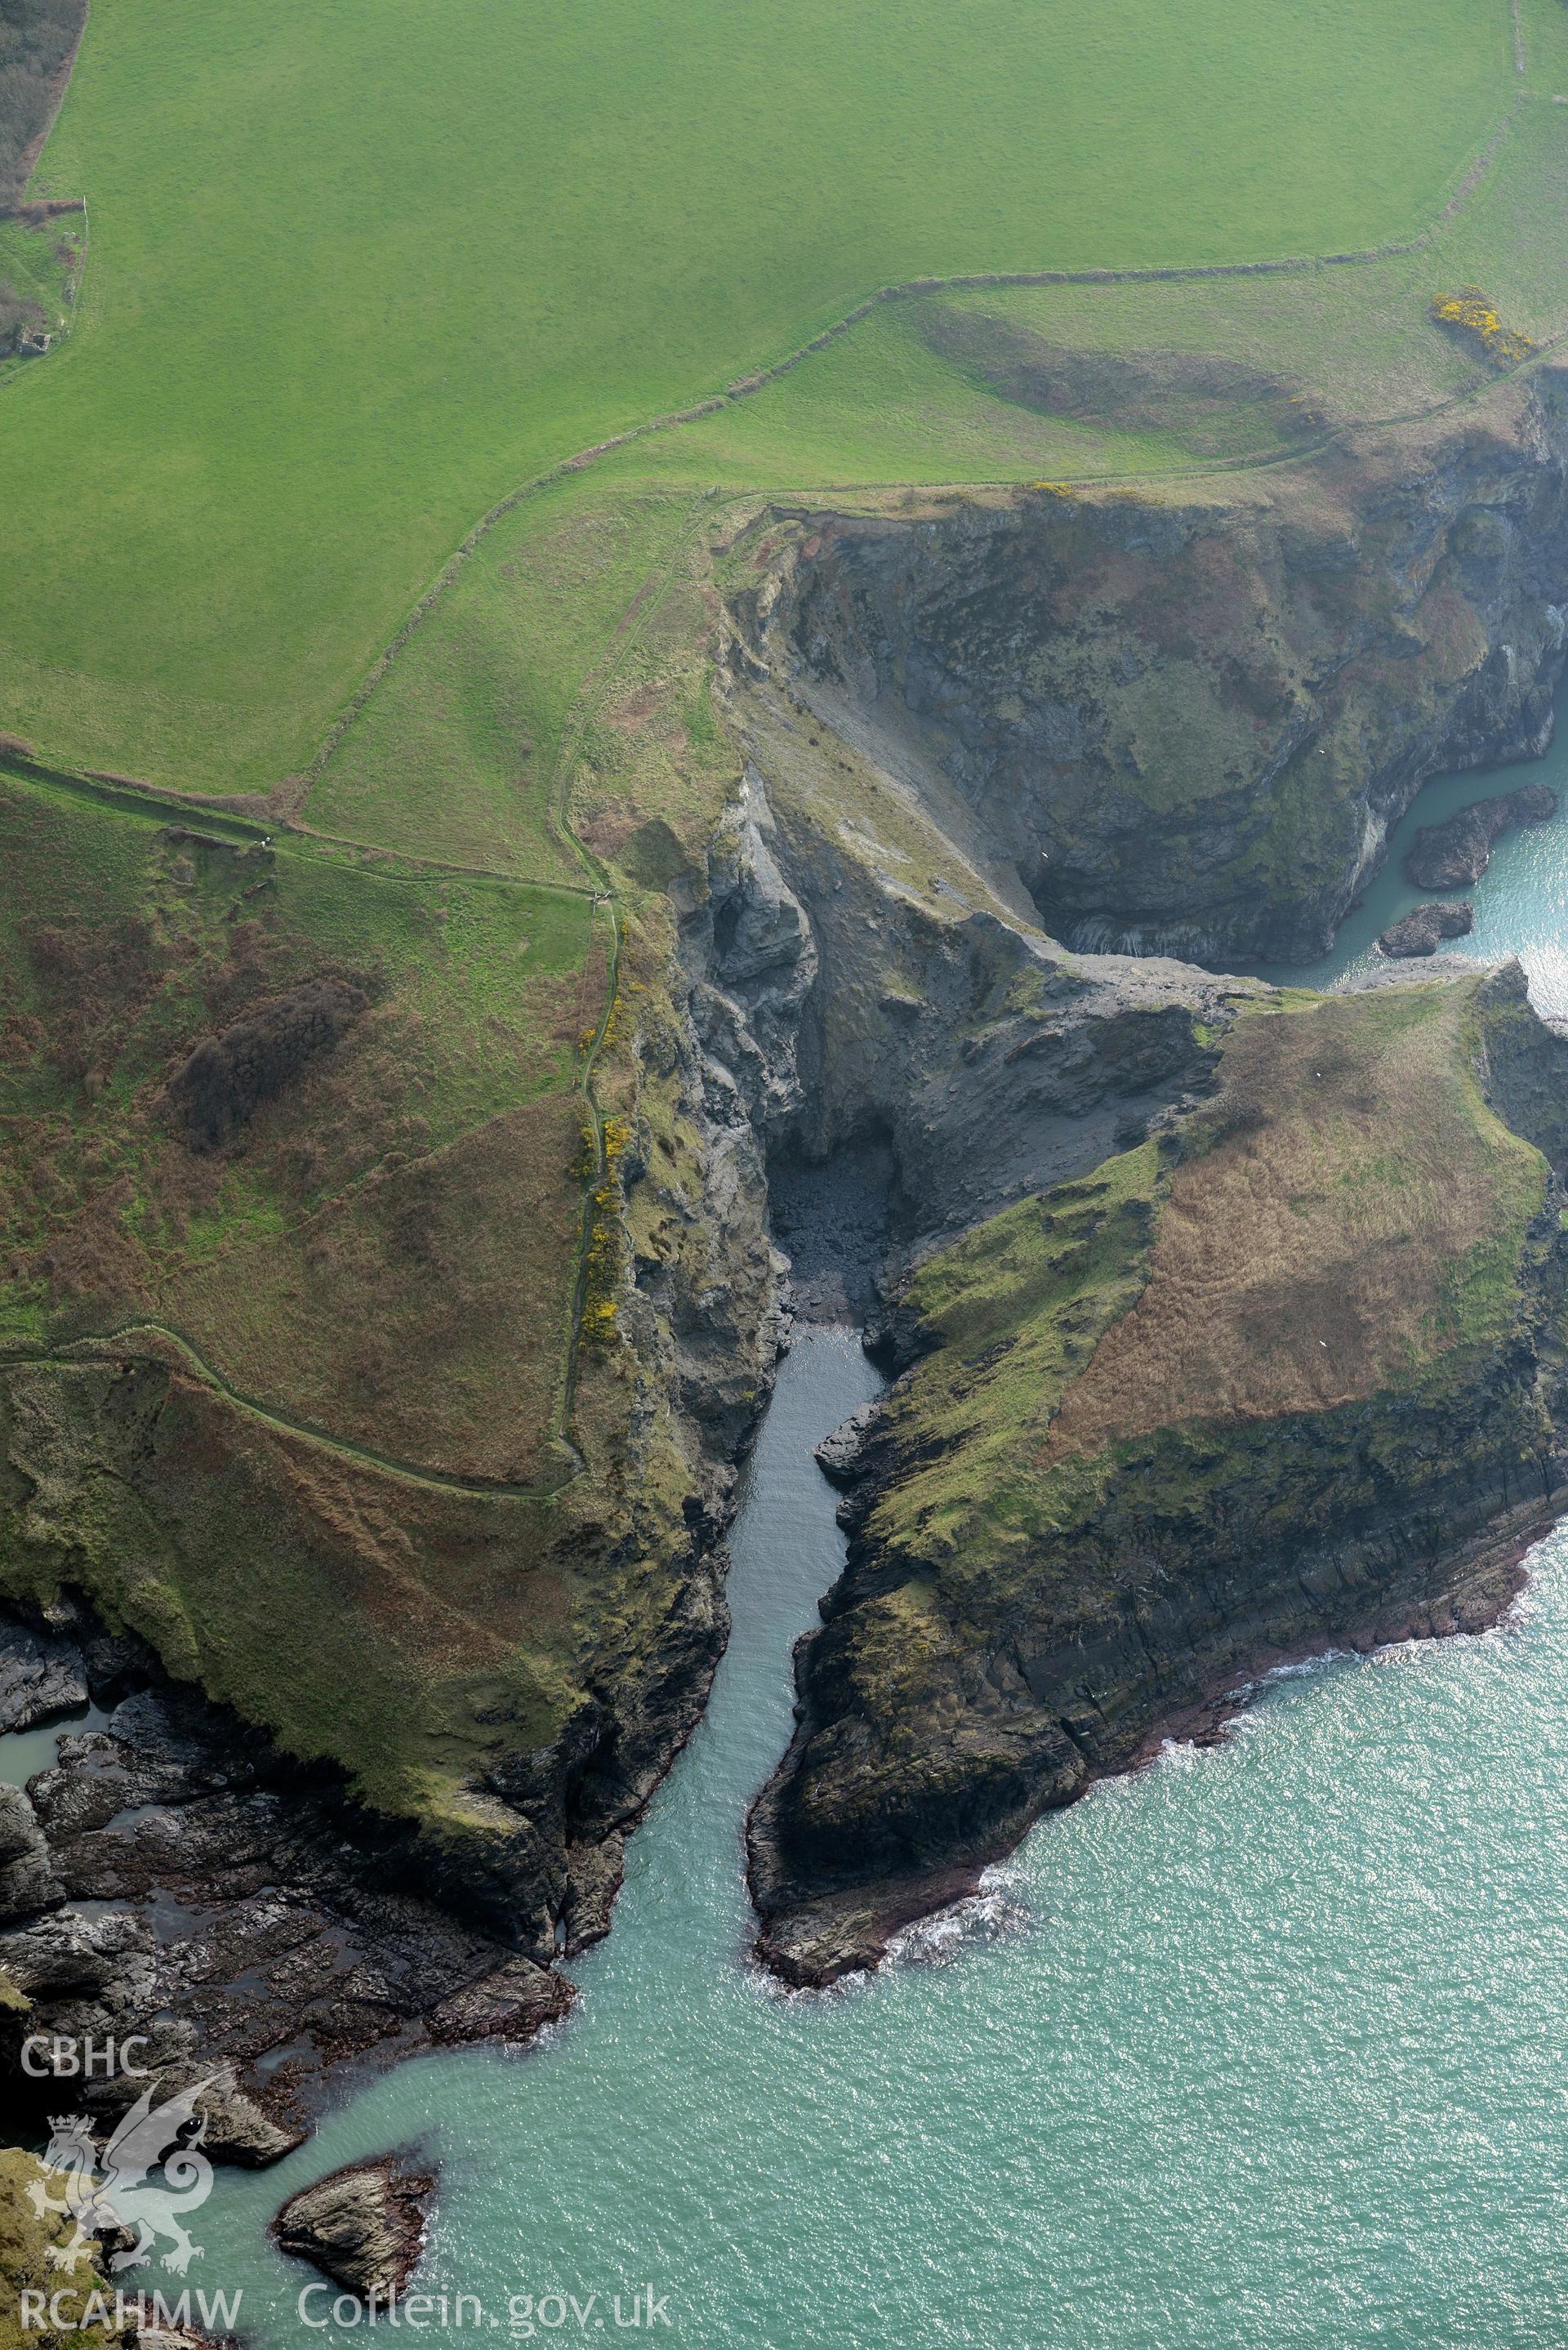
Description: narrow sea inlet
xmin=136 ymin=725 xmax=1568 ymax=2347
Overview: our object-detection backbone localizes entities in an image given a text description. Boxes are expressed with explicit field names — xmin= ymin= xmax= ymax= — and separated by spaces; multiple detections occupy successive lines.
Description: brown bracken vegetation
xmin=0 ymin=0 xmax=84 ymax=204
xmin=1039 ymin=984 xmax=1540 ymax=1466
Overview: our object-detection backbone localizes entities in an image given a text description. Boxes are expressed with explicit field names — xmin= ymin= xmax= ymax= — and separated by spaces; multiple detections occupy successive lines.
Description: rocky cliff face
xmin=704 ymin=671 xmax=1272 ymax=1263
xmin=664 ymin=388 xmax=1568 ymax=1980
xmin=0 ymin=1603 xmax=573 ymax=2160
xmin=732 ymin=374 xmax=1568 ymax=965
xmin=746 ymin=966 xmax=1568 ymax=1983
xmin=11 ymin=350 xmax=1568 ymax=2128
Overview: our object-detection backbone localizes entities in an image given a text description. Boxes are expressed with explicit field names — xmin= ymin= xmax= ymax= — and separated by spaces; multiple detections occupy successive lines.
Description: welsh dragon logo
xmin=26 ymin=2076 xmax=218 ymax=2276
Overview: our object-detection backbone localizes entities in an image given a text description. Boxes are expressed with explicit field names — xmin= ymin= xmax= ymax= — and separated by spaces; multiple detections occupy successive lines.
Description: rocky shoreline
xmin=745 ymin=967 xmax=1568 ymax=1984
xmin=7 ymin=357 xmax=1568 ymax=2263
xmin=0 ymin=1602 xmax=576 ymax=2163
xmin=749 ymin=1458 xmax=1564 ymax=1990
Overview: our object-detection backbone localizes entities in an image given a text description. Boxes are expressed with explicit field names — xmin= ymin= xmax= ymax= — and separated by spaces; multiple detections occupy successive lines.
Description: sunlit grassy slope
xmin=306 ymin=96 xmax=1568 ymax=877
xmin=867 ymin=982 xmax=1546 ymax=1579
xmin=1 ymin=0 xmax=1508 ymax=791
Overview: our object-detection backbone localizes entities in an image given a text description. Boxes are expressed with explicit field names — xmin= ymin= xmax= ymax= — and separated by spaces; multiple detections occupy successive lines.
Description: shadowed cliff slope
xmin=734 ymin=372 xmax=1568 ymax=965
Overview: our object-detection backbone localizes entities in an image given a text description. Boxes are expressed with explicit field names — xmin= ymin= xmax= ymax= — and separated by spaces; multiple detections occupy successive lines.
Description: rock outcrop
xmin=1378 ymin=902 xmax=1474 ymax=956
xmin=0 ymin=1606 xmax=572 ymax=2159
xmin=273 ymin=2156 xmax=435 ymax=2306
xmin=10 ymin=328 xmax=1568 ymax=2107
xmin=1403 ymin=782 xmax=1557 ymax=889
xmin=814 ymin=1405 xmax=878 ymax=1486
xmin=726 ymin=373 xmax=1568 ymax=965
xmin=0 ymin=1618 xmax=88 ymax=1728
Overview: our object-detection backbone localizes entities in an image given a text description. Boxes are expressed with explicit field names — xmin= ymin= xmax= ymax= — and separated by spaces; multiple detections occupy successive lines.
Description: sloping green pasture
xmin=309 ymin=99 xmax=1568 ymax=876
xmin=0 ymin=760 xmax=601 ymax=1481
xmin=0 ymin=0 xmax=1511 ymax=790
xmin=614 ymin=97 xmax=1568 ymax=489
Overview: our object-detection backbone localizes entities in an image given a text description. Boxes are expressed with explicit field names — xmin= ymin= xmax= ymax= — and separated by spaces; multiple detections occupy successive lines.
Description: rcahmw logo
xmin=21 ymin=2033 xmax=152 ymax=2078
xmin=25 ymin=2073 xmax=219 ymax=2277
xmin=20 ymin=2287 xmax=243 ymax=2337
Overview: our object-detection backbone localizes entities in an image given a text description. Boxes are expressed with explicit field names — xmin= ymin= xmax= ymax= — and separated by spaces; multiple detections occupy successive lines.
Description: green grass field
xmin=0 ymin=0 xmax=1515 ymax=792
xmin=306 ymin=482 xmax=716 ymax=877
xmin=0 ymin=212 xmax=81 ymax=377
xmin=307 ymin=91 xmax=1568 ymax=879
xmin=303 ymin=75 xmax=1568 ymax=883
xmin=0 ymin=761 xmax=603 ymax=1478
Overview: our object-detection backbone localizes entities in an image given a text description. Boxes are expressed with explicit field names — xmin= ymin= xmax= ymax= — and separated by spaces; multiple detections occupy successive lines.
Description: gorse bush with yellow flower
xmin=1428 ymin=287 xmax=1535 ymax=370
xmin=581 ymin=1115 xmax=633 ymax=1344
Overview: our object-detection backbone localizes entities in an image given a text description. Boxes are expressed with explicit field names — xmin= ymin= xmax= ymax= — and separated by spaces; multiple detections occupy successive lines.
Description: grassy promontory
xmin=750 ymin=968 xmax=1568 ymax=1982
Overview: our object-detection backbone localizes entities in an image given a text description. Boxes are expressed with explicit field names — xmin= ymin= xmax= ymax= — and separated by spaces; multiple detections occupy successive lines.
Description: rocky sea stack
xmin=1378 ymin=903 xmax=1475 ymax=957
xmin=272 ymin=2156 xmax=436 ymax=2307
xmin=1404 ymin=783 xmax=1557 ymax=890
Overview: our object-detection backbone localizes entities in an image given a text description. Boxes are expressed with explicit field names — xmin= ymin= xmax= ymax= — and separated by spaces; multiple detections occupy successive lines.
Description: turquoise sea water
xmin=1255 ymin=716 xmax=1568 ymax=1008
xmin=51 ymin=727 xmax=1568 ymax=2346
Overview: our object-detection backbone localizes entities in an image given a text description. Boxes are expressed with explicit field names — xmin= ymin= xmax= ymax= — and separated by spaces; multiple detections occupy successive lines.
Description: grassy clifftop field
xmin=871 ymin=983 xmax=1548 ymax=1575
xmin=0 ymin=0 xmax=1519 ymax=788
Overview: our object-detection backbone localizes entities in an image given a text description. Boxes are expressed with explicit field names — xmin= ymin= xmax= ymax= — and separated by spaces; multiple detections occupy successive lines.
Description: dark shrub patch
xmin=172 ymin=977 xmax=367 ymax=1150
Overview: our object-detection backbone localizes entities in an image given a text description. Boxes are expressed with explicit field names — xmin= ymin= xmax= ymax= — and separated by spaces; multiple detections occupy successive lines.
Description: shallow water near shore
xmin=1254 ymin=707 xmax=1568 ymax=1005
xmin=122 ymin=717 xmax=1568 ymax=2345
xmin=0 ymin=1704 xmax=110 ymax=1788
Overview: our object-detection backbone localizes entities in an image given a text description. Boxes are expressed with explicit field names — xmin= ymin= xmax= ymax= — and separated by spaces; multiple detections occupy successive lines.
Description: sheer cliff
xmin=734 ymin=370 xmax=1568 ymax=965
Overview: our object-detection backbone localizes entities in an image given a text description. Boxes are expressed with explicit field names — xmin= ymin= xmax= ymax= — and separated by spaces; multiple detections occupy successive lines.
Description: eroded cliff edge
xmin=734 ymin=368 xmax=1568 ymax=965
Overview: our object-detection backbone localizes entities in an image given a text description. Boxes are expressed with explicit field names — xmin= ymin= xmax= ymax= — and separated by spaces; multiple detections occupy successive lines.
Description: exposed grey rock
xmin=691 ymin=765 xmax=818 ymax=1135
xmin=1378 ymin=902 xmax=1474 ymax=956
xmin=0 ymin=1609 xmax=588 ymax=2163
xmin=562 ymin=1832 xmax=625 ymax=1953
xmin=814 ymin=1404 xmax=878 ymax=1486
xmin=425 ymin=1955 xmax=571 ymax=2045
xmin=273 ymin=2155 xmax=435 ymax=2304
xmin=719 ymin=662 xmax=1265 ymax=1264
xmin=726 ymin=380 xmax=1568 ymax=965
xmin=0 ymin=1783 xmax=61 ymax=1924
xmin=1404 ymin=783 xmax=1557 ymax=889
xmin=0 ymin=1619 xmax=89 ymax=1732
